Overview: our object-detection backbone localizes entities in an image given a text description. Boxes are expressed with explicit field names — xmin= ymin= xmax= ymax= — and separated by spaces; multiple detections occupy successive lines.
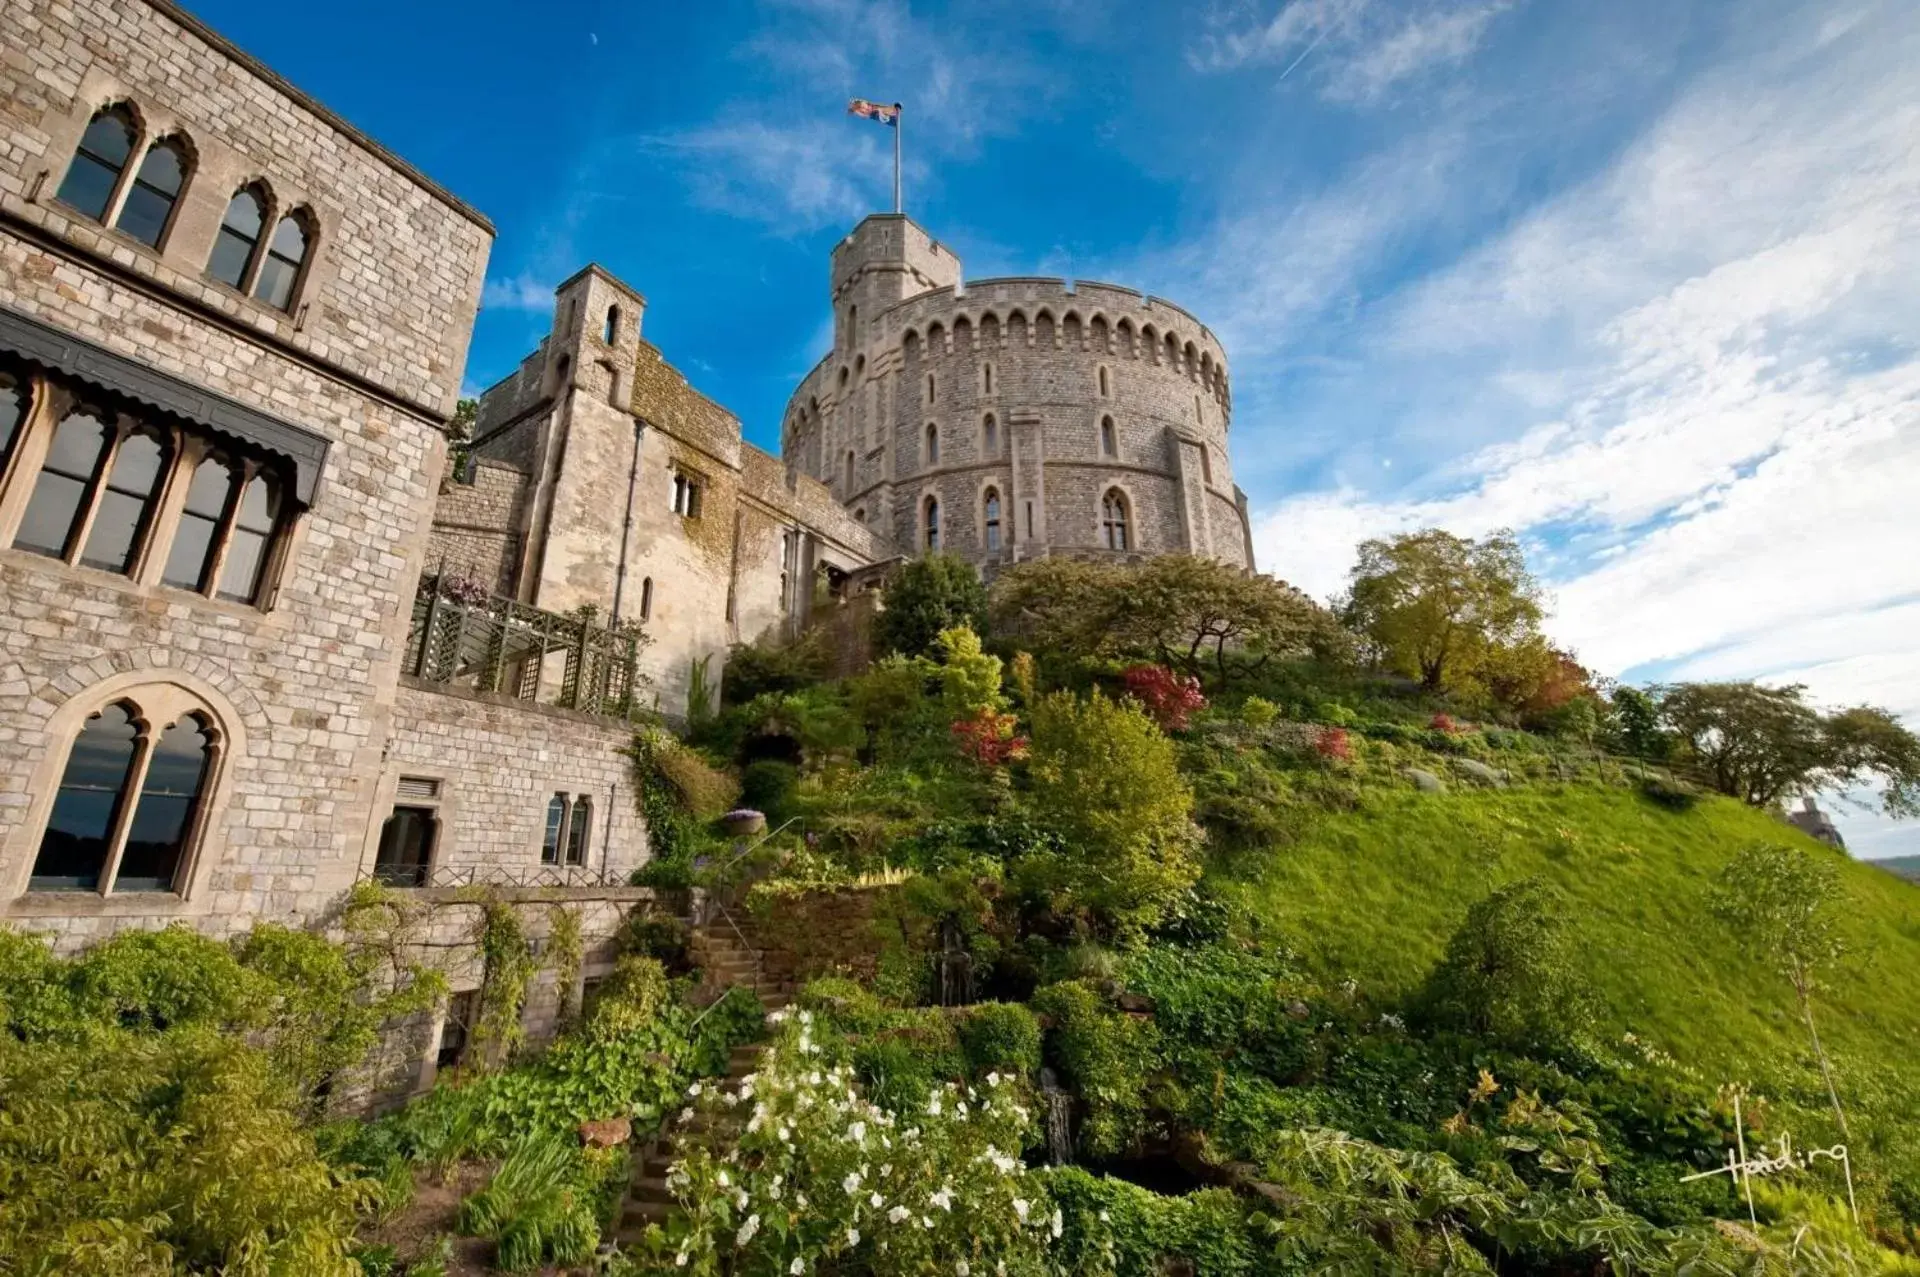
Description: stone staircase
xmin=613 ymin=915 xmax=789 ymax=1245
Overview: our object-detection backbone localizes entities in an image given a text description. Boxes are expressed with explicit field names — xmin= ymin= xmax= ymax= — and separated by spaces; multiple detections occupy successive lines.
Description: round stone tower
xmin=781 ymin=214 xmax=1253 ymax=573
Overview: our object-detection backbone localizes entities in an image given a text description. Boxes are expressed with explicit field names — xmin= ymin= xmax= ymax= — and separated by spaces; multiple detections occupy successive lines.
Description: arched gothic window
xmin=983 ymin=487 xmax=1002 ymax=553
xmin=253 ymin=210 xmax=312 ymax=311
xmin=30 ymin=694 xmax=220 ymax=895
xmin=208 ymin=185 xmax=268 ymax=290
xmin=14 ymin=407 xmax=170 ymax=577
xmin=566 ymin=795 xmax=592 ymax=866
xmin=1102 ymin=489 xmax=1130 ymax=552
xmin=604 ymin=305 xmax=621 ymax=344
xmin=925 ymin=423 xmax=939 ymax=467
xmin=982 ymin=413 xmax=998 ymax=457
xmin=924 ymin=496 xmax=941 ymax=551
xmin=640 ymin=576 xmax=653 ymax=621
xmin=115 ymin=134 xmax=191 ymax=248
xmin=57 ymin=105 xmax=138 ymax=223
xmin=1100 ymin=415 xmax=1117 ymax=458
xmin=541 ymin=794 xmax=566 ymax=865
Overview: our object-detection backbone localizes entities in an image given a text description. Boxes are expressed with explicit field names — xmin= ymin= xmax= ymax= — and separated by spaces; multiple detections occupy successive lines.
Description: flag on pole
xmin=847 ymin=98 xmax=901 ymax=126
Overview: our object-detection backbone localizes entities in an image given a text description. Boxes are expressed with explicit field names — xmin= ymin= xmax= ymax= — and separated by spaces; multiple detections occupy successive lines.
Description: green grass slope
xmin=1230 ymin=785 xmax=1920 ymax=1094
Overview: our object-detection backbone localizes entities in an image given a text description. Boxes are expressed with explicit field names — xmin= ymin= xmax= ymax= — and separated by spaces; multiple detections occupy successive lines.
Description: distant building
xmin=1786 ymin=796 xmax=1845 ymax=849
xmin=781 ymin=214 xmax=1255 ymax=574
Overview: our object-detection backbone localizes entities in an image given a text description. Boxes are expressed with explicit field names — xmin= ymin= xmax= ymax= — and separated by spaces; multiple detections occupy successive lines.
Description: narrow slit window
xmin=162 ymin=456 xmax=236 ymax=591
xmin=541 ymin=794 xmax=566 ymax=865
xmin=924 ymin=496 xmax=941 ymax=551
xmin=215 ymin=472 xmax=279 ymax=603
xmin=253 ymin=212 xmax=310 ymax=311
xmin=14 ymin=408 xmax=114 ymax=560
xmin=207 ymin=186 xmax=267 ymax=289
xmin=57 ymin=106 xmax=137 ymax=223
xmin=114 ymin=713 xmax=212 ymax=893
xmin=845 ymin=450 xmax=856 ymax=492
xmin=1098 ymin=366 xmax=1109 ymax=397
xmin=604 ymin=305 xmax=620 ymax=344
xmin=925 ymin=423 xmax=939 ymax=467
xmin=1100 ymin=416 xmax=1117 ymax=458
xmin=566 ymin=796 xmax=592 ymax=866
xmin=982 ymin=414 xmax=998 ymax=456
xmin=114 ymin=136 xmax=189 ymax=248
xmin=982 ymin=363 xmax=993 ymax=396
xmin=984 ymin=488 xmax=1002 ymax=553
xmin=639 ymin=576 xmax=653 ymax=621
xmin=79 ymin=427 xmax=168 ymax=575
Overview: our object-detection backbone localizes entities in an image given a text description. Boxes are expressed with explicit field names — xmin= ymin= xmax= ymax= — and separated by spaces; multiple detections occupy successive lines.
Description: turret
xmin=829 ymin=214 xmax=959 ymax=352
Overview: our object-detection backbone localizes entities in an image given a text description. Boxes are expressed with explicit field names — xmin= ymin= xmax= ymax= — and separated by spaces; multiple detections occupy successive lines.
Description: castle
xmin=0 ymin=0 xmax=1249 ymax=1104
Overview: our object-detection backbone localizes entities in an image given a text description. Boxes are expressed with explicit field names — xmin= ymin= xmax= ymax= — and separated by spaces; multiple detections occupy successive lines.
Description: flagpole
xmin=893 ymin=103 xmax=903 ymax=213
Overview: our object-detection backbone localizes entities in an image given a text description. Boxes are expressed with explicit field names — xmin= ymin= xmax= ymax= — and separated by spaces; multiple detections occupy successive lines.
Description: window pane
xmin=566 ymin=798 xmax=591 ymax=866
xmin=216 ymin=474 xmax=277 ymax=602
xmin=115 ymin=715 xmax=211 ymax=892
xmin=56 ymin=111 xmax=135 ymax=221
xmin=80 ymin=430 xmax=167 ymax=574
xmin=233 ymin=470 xmax=276 ymax=533
xmin=114 ymin=142 xmax=185 ymax=247
xmin=0 ymin=375 xmax=23 ymax=463
xmin=253 ymin=254 xmax=299 ymax=310
xmin=542 ymin=795 xmax=565 ymax=864
xmin=31 ymin=702 xmax=139 ymax=891
xmin=208 ymin=191 xmax=264 ymax=288
xmin=15 ymin=409 xmax=112 ymax=558
xmin=162 ymin=458 xmax=235 ymax=590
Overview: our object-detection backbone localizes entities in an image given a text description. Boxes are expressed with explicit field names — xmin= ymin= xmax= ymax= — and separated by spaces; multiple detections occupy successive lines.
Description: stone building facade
xmin=0 ymin=0 xmax=682 ymax=1104
xmin=781 ymin=214 xmax=1256 ymax=574
xmin=434 ymin=265 xmax=898 ymax=716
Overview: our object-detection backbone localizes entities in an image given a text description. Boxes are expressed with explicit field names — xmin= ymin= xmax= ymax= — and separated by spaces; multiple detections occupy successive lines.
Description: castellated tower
xmin=783 ymin=214 xmax=1256 ymax=574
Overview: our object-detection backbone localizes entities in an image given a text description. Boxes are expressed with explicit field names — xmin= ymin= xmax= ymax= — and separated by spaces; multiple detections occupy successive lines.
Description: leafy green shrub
xmin=1417 ymin=877 xmax=1594 ymax=1052
xmin=581 ymin=953 xmax=669 ymax=1043
xmin=1315 ymin=700 xmax=1359 ymax=727
xmin=1020 ymin=690 xmax=1200 ymax=939
xmin=959 ymin=1001 xmax=1042 ymax=1079
xmin=1239 ymin=695 xmax=1279 ymax=727
xmin=1048 ymin=1166 xmax=1259 ymax=1276
xmin=456 ymin=1133 xmax=603 ymax=1272
xmin=617 ymin=909 xmax=691 ymax=973
xmin=646 ymin=735 xmax=740 ymax=818
xmin=1031 ymin=980 xmax=1159 ymax=1158
xmin=720 ymin=630 xmax=829 ymax=707
xmin=874 ymin=551 xmax=989 ymax=657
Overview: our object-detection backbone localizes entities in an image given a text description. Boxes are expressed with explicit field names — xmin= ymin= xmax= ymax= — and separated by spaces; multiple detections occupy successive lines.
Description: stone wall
xmin=340 ymin=884 xmax=660 ymax=1112
xmin=0 ymin=0 xmax=492 ymax=950
xmin=782 ymin=216 xmax=1252 ymax=574
xmin=372 ymin=680 xmax=648 ymax=886
xmin=426 ymin=456 xmax=529 ymax=593
xmin=741 ymin=884 xmax=931 ymax=990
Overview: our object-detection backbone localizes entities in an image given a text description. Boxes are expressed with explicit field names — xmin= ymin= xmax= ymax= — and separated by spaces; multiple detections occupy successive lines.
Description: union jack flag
xmin=847 ymin=98 xmax=901 ymax=126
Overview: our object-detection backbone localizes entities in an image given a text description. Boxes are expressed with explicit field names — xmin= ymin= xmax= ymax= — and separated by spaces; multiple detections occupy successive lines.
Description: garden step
xmin=620 ymin=1198 xmax=673 ymax=1229
xmin=633 ymin=1174 xmax=670 ymax=1198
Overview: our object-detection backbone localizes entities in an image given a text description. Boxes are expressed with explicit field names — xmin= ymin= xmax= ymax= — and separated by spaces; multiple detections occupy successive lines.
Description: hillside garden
xmin=3 ymin=531 xmax=1920 ymax=1274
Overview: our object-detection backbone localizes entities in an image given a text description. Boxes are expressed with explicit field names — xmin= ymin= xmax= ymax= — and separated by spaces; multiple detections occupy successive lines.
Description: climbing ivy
xmin=547 ymin=905 xmax=584 ymax=1029
xmin=470 ymin=900 xmax=537 ymax=1072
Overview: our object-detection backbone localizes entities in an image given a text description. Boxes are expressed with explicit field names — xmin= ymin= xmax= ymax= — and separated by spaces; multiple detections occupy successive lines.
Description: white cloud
xmin=636 ymin=121 xmax=887 ymax=232
xmin=1226 ymin=0 xmax=1920 ymax=865
xmin=1192 ymin=0 xmax=1516 ymax=102
xmin=479 ymin=273 xmax=554 ymax=312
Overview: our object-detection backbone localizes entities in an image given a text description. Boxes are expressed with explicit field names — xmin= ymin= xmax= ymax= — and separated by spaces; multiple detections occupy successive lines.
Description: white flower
xmin=870 ymin=1192 xmax=883 ymax=1208
xmin=926 ymin=1093 xmax=943 ymax=1116
xmin=734 ymin=1190 xmax=748 ymax=1209
xmin=808 ymin=1070 xmax=822 ymax=1085
xmin=737 ymin=1214 xmax=760 ymax=1245
xmin=797 ymin=1193 xmax=808 ymax=1209
xmin=922 ymin=1216 xmax=934 ymax=1229
xmin=849 ymin=1121 xmax=867 ymax=1143
xmin=987 ymin=1072 xmax=1003 ymax=1087
xmin=888 ymin=1205 xmax=910 ymax=1224
xmin=790 ymin=1259 xmax=804 ymax=1275
xmin=675 ymin=1251 xmax=688 ymax=1268
xmin=846 ymin=1227 xmax=860 ymax=1246
xmin=1050 ymin=1208 xmax=1064 ymax=1239
xmin=1099 ymin=1210 xmax=1110 ymax=1222
xmin=957 ymin=1263 xmax=970 ymax=1276
xmin=1013 ymin=1198 xmax=1030 ymax=1223
xmin=843 ymin=1172 xmax=862 ymax=1194
xmin=930 ymin=1187 xmax=954 ymax=1211
xmin=799 ymin=1010 xmax=813 ymax=1025
xmin=716 ymin=1171 xmax=730 ymax=1188
xmin=678 ymin=1107 xmax=694 ymax=1124
xmin=955 ymin=1101 xmax=968 ymax=1117
xmin=687 ymin=1081 xmax=703 ymax=1098
xmin=769 ymin=1008 xmax=789 ymax=1023
xmin=880 ymin=1164 xmax=892 ymax=1177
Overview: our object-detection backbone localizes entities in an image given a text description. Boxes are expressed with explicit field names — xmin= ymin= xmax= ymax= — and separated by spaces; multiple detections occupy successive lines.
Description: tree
xmin=1418 ymin=877 xmax=1593 ymax=1052
xmin=874 ymin=553 xmax=988 ymax=658
xmin=989 ymin=554 xmax=1347 ymax=684
xmin=1711 ymin=843 xmax=1850 ymax=1136
xmin=1658 ymin=681 xmax=1920 ymax=816
xmin=1609 ymin=686 xmax=1670 ymax=761
xmin=1020 ymin=690 xmax=1200 ymax=939
xmin=1340 ymin=529 xmax=1545 ymax=693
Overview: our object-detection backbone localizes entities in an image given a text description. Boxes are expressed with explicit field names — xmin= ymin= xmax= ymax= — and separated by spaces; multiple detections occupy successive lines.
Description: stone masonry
xmin=781 ymin=214 xmax=1256 ymax=575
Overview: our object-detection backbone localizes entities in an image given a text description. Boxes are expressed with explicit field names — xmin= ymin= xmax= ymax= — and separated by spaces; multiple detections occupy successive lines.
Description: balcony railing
xmin=362 ymin=860 xmax=629 ymax=890
xmin=404 ymin=573 xmax=649 ymax=718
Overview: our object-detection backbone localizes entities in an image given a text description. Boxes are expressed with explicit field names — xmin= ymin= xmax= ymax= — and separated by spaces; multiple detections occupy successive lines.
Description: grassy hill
xmin=1225 ymin=784 xmax=1920 ymax=1106
xmin=1876 ymin=854 xmax=1920 ymax=884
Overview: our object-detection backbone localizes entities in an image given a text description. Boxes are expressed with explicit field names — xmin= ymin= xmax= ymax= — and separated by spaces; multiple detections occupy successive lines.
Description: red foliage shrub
xmin=1430 ymin=713 xmax=1460 ymax=734
xmin=952 ymin=709 xmax=1029 ymax=766
xmin=1314 ymin=726 xmax=1353 ymax=763
xmin=1122 ymin=664 xmax=1208 ymax=732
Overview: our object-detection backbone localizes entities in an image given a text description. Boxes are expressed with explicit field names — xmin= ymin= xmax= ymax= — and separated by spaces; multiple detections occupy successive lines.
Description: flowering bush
xmin=1429 ymin=713 xmax=1460 ymax=735
xmin=1120 ymin=665 xmax=1207 ymax=732
xmin=648 ymin=1010 xmax=1064 ymax=1275
xmin=1312 ymin=727 xmax=1353 ymax=764
xmin=952 ymin=708 xmax=1029 ymax=767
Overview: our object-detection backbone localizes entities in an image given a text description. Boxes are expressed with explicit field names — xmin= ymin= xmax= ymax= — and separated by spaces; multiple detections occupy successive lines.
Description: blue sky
xmin=191 ymin=0 xmax=1920 ymax=856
